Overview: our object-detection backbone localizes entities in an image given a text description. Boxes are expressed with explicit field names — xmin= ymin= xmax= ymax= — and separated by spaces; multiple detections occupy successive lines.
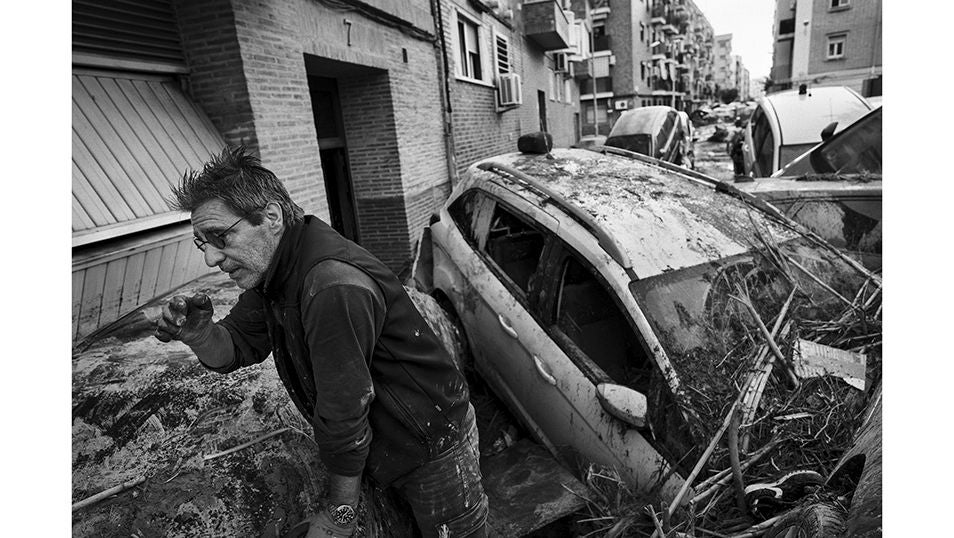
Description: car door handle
xmin=533 ymin=355 xmax=557 ymax=386
xmin=497 ymin=314 xmax=518 ymax=339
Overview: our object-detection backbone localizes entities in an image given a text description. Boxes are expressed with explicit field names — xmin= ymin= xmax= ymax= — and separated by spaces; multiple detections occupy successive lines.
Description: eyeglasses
xmin=194 ymin=216 xmax=246 ymax=251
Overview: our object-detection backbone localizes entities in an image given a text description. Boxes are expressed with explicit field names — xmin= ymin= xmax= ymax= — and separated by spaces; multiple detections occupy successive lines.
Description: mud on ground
xmin=72 ymin=273 xmax=459 ymax=537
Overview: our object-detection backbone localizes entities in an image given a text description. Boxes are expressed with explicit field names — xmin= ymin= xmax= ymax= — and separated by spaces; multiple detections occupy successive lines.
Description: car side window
xmin=551 ymin=253 xmax=651 ymax=392
xmin=657 ymin=113 xmax=676 ymax=157
xmin=482 ymin=203 xmax=546 ymax=295
xmin=447 ymin=190 xmax=484 ymax=246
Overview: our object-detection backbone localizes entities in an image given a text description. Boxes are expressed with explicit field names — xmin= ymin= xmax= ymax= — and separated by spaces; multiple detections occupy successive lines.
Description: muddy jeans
xmin=392 ymin=404 xmax=489 ymax=538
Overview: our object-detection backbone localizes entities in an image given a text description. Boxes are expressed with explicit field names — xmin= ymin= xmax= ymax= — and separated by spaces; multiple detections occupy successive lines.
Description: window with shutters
xmin=495 ymin=32 xmax=512 ymax=75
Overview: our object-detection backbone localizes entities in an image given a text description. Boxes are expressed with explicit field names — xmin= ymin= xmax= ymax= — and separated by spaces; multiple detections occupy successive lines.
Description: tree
xmin=719 ymin=88 xmax=739 ymax=104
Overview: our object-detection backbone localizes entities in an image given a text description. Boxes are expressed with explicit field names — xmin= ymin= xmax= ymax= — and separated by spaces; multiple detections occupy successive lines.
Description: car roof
xmin=761 ymin=86 xmax=871 ymax=146
xmin=607 ymin=106 xmax=673 ymax=138
xmin=469 ymin=149 xmax=797 ymax=279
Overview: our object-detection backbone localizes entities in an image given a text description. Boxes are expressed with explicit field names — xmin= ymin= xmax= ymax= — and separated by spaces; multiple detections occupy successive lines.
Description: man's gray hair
xmin=170 ymin=146 xmax=305 ymax=226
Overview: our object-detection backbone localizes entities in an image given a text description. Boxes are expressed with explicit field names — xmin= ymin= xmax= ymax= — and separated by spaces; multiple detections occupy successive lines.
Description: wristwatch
xmin=327 ymin=502 xmax=357 ymax=527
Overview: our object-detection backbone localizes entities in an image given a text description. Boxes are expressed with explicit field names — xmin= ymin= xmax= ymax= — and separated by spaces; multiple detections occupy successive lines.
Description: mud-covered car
xmin=605 ymin=106 xmax=692 ymax=168
xmin=415 ymin=138 xmax=882 ymax=525
xmin=740 ymin=106 xmax=883 ymax=270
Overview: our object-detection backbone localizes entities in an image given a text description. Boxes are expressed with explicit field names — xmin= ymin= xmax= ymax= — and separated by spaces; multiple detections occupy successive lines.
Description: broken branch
xmin=72 ymin=475 xmax=147 ymax=512
xmin=730 ymin=292 xmax=799 ymax=387
xmin=727 ymin=408 xmax=748 ymax=515
xmin=203 ymin=427 xmax=291 ymax=461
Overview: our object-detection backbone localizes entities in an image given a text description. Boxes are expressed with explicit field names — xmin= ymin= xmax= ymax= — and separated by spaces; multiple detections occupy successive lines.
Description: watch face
xmin=329 ymin=504 xmax=356 ymax=526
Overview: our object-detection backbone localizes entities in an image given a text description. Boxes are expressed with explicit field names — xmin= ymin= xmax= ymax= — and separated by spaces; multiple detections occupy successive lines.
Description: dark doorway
xmin=537 ymin=90 xmax=548 ymax=132
xmin=308 ymin=75 xmax=359 ymax=242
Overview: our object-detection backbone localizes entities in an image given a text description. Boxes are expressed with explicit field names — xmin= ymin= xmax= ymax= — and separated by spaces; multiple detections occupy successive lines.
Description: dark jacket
xmin=212 ymin=216 xmax=471 ymax=485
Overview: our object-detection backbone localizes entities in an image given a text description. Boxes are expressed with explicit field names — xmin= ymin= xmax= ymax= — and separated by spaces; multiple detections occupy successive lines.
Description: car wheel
xmin=762 ymin=502 xmax=847 ymax=538
xmin=431 ymin=292 xmax=474 ymax=372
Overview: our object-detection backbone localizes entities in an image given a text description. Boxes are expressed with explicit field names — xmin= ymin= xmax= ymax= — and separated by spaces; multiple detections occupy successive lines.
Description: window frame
xmin=826 ymin=33 xmax=847 ymax=60
xmin=829 ymin=0 xmax=850 ymax=11
xmin=453 ymin=8 xmax=490 ymax=84
xmin=535 ymin=238 xmax=655 ymax=392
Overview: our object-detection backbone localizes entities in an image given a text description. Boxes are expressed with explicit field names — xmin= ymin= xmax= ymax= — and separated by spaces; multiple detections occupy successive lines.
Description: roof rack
xmin=476 ymin=161 xmax=634 ymax=271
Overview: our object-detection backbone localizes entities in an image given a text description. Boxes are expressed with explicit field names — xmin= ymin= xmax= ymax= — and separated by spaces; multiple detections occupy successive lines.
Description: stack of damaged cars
xmin=740 ymin=106 xmax=883 ymax=272
xmin=415 ymin=134 xmax=882 ymax=536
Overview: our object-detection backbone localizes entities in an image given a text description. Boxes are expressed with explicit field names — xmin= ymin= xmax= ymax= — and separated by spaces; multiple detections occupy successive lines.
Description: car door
xmin=437 ymin=187 xmax=565 ymax=451
xmin=523 ymin=238 xmax=684 ymax=497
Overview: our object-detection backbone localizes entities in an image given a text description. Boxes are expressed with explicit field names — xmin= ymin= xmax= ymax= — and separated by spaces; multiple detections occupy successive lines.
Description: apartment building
xmin=713 ymin=33 xmax=734 ymax=93
xmin=576 ymin=0 xmax=715 ymax=136
xmin=768 ymin=0 xmax=882 ymax=96
xmin=71 ymin=0 xmax=588 ymax=340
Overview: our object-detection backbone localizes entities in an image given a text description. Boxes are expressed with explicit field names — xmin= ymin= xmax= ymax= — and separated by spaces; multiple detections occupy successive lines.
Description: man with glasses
xmin=154 ymin=147 xmax=487 ymax=538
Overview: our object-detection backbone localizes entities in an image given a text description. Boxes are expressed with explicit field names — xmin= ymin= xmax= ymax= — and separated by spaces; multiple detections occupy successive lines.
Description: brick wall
xmin=175 ymin=0 xmax=258 ymax=150
xmin=298 ymin=0 xmax=450 ymax=271
xmin=808 ymin=0 xmax=881 ymax=76
xmin=174 ymin=0 xmax=328 ymax=221
xmin=442 ymin=0 xmax=582 ymax=172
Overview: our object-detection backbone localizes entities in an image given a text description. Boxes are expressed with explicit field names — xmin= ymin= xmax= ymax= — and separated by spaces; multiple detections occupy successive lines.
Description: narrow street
xmin=692 ymin=122 xmax=737 ymax=182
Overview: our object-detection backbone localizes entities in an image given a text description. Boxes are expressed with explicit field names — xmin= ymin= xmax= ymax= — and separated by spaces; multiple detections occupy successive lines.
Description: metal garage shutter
xmin=72 ymin=0 xmax=185 ymax=65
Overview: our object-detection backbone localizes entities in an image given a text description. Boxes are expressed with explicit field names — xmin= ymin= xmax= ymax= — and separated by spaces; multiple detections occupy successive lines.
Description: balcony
xmin=523 ymin=0 xmax=571 ymax=50
xmin=651 ymin=5 xmax=667 ymax=24
xmin=593 ymin=34 xmax=611 ymax=52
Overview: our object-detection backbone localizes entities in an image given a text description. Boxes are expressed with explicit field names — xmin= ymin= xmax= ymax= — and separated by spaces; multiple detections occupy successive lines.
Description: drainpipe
xmin=430 ymin=0 xmax=459 ymax=185
xmin=590 ymin=11 xmax=599 ymax=137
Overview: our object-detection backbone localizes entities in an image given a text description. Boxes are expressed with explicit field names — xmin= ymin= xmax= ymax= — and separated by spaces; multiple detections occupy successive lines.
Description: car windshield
xmin=628 ymin=234 xmax=877 ymax=461
xmin=776 ymin=107 xmax=883 ymax=176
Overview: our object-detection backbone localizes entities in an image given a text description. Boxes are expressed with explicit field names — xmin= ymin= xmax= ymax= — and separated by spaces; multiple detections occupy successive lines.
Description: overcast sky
xmin=692 ymin=0 xmax=776 ymax=81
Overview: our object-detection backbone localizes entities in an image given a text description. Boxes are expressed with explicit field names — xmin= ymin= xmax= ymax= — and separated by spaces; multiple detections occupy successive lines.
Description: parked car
xmin=604 ymin=106 xmax=692 ymax=167
xmin=740 ymin=107 xmax=883 ymax=270
xmin=415 ymin=137 xmax=880 ymax=506
xmin=742 ymin=86 xmax=872 ymax=177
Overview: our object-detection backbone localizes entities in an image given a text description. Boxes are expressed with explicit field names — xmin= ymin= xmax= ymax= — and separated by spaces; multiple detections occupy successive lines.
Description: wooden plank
xmin=147 ymin=80 xmax=214 ymax=163
xmin=77 ymin=263 xmax=108 ymax=339
xmin=138 ymin=246 xmax=163 ymax=305
xmin=72 ymin=211 xmax=188 ymax=248
xmin=73 ymin=86 xmax=154 ymax=218
xmin=76 ymin=74 xmax=170 ymax=213
xmin=72 ymin=270 xmax=86 ymax=341
xmin=120 ymin=251 xmax=146 ymax=315
xmin=130 ymin=79 xmax=204 ymax=164
xmin=153 ymin=243 xmax=178 ymax=297
xmin=161 ymin=81 xmax=225 ymax=156
xmin=72 ymin=132 xmax=137 ymax=223
xmin=100 ymin=257 xmax=128 ymax=326
xmin=73 ymin=193 xmax=98 ymax=231
xmin=100 ymin=76 xmax=182 ymax=191
xmin=114 ymin=77 xmax=191 ymax=178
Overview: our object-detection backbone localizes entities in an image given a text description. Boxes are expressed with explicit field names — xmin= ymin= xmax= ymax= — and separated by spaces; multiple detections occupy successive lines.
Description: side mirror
xmin=820 ymin=121 xmax=838 ymax=141
xmin=596 ymin=383 xmax=648 ymax=428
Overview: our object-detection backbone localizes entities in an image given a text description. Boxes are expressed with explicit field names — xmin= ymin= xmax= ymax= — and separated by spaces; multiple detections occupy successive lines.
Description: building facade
xmin=71 ymin=0 xmax=589 ymax=340
xmin=578 ymin=0 xmax=715 ymax=137
xmin=768 ymin=0 xmax=882 ymax=95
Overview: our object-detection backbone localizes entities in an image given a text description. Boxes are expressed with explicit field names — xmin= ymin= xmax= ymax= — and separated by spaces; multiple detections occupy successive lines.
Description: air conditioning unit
xmin=497 ymin=73 xmax=523 ymax=106
xmin=554 ymin=52 xmax=569 ymax=73
xmin=614 ymin=100 xmax=629 ymax=110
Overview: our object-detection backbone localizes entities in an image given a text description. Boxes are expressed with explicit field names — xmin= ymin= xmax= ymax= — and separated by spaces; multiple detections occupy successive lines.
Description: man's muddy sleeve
xmin=301 ymin=263 xmax=385 ymax=477
xmin=212 ymin=290 xmax=272 ymax=373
